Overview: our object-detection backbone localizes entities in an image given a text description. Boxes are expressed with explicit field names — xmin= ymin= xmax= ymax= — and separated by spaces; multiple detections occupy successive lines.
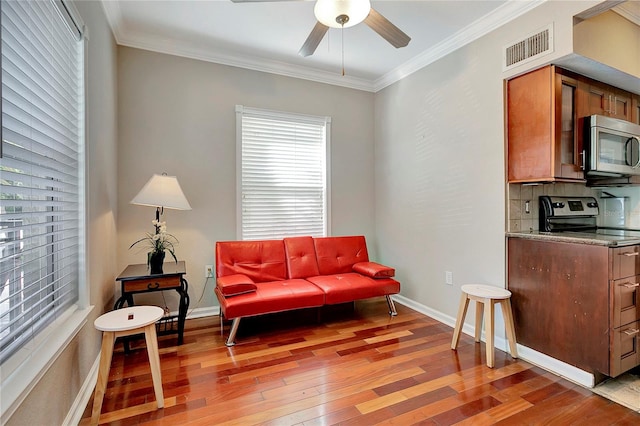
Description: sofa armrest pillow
xmin=217 ymin=274 xmax=257 ymax=297
xmin=353 ymin=262 xmax=395 ymax=278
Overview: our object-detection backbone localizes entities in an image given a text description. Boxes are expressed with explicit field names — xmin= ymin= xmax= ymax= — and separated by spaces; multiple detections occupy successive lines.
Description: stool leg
xmin=91 ymin=331 xmax=115 ymax=425
xmin=484 ymin=300 xmax=495 ymax=368
xmin=501 ymin=298 xmax=518 ymax=359
xmin=451 ymin=292 xmax=469 ymax=350
xmin=474 ymin=301 xmax=484 ymax=343
xmin=144 ymin=324 xmax=165 ymax=408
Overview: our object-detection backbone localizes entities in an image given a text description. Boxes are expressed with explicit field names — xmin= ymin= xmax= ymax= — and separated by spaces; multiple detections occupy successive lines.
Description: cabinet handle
xmin=580 ymin=150 xmax=585 ymax=170
xmin=621 ymin=252 xmax=640 ymax=257
xmin=621 ymin=282 xmax=640 ymax=288
xmin=624 ymin=328 xmax=640 ymax=336
xmin=147 ymin=282 xmax=160 ymax=289
xmin=613 ymin=96 xmax=617 ymax=115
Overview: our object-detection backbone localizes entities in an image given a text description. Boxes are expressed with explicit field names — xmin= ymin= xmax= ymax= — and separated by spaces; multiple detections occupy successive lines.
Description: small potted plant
xmin=130 ymin=219 xmax=178 ymax=274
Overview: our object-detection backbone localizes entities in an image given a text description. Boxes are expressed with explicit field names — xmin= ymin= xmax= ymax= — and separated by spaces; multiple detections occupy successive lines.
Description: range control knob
xmin=552 ymin=202 xmax=565 ymax=208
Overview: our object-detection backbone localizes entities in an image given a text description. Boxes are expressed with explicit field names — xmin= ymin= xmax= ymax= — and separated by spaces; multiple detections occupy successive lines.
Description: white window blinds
xmin=0 ymin=0 xmax=84 ymax=364
xmin=236 ymin=106 xmax=330 ymax=241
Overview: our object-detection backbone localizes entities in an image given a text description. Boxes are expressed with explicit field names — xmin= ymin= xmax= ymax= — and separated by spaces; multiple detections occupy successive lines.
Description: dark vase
xmin=149 ymin=250 xmax=165 ymax=274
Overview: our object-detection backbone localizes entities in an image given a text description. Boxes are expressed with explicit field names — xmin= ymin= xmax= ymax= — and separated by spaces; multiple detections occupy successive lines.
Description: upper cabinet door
xmin=582 ymin=80 xmax=632 ymax=121
xmin=631 ymin=94 xmax=640 ymax=125
xmin=506 ymin=66 xmax=584 ymax=183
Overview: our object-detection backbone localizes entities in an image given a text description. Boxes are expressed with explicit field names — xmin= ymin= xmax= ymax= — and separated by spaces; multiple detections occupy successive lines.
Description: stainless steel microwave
xmin=584 ymin=115 xmax=640 ymax=177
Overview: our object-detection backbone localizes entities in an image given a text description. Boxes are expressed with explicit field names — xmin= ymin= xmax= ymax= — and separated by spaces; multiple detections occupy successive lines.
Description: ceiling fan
xmin=230 ymin=0 xmax=411 ymax=57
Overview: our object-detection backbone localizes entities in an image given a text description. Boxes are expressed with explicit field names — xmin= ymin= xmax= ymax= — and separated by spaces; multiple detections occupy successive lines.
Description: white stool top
xmin=94 ymin=306 xmax=164 ymax=332
xmin=461 ymin=284 xmax=511 ymax=300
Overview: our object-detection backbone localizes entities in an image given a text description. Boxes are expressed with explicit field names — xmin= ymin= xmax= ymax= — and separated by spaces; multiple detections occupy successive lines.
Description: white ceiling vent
xmin=503 ymin=24 xmax=554 ymax=71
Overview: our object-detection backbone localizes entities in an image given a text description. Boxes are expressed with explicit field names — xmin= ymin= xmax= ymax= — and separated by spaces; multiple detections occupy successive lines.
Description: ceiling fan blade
xmin=298 ymin=21 xmax=329 ymax=57
xmin=364 ymin=8 xmax=411 ymax=48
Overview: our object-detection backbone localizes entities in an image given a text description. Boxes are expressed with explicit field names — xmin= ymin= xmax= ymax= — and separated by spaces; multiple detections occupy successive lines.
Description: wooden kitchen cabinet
xmin=506 ymin=65 xmax=584 ymax=183
xmin=580 ymin=79 xmax=632 ymax=121
xmin=508 ymin=237 xmax=640 ymax=382
xmin=506 ymin=65 xmax=640 ymax=184
xmin=632 ymin=94 xmax=640 ymax=125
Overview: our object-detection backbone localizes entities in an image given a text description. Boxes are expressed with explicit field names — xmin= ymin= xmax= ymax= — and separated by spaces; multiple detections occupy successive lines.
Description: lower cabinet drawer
xmin=611 ymin=321 xmax=640 ymax=377
xmin=612 ymin=246 xmax=640 ymax=280
xmin=612 ymin=275 xmax=640 ymax=328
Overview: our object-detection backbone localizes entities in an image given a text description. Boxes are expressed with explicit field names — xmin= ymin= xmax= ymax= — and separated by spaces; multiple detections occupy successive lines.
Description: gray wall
xmin=373 ymin=1 xmax=599 ymax=330
xmin=116 ymin=47 xmax=376 ymax=311
xmin=7 ymin=0 xmax=119 ymax=424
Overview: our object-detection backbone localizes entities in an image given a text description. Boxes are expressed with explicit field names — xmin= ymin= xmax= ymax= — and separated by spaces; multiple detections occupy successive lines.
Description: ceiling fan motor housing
xmin=314 ymin=0 xmax=371 ymax=28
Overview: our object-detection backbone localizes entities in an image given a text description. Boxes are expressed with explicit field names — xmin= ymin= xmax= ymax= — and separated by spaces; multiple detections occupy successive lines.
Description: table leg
xmin=451 ymin=292 xmax=469 ymax=350
xmin=144 ymin=324 xmax=164 ymax=408
xmin=484 ymin=299 xmax=495 ymax=368
xmin=176 ymin=279 xmax=190 ymax=345
xmin=91 ymin=331 xmax=115 ymax=425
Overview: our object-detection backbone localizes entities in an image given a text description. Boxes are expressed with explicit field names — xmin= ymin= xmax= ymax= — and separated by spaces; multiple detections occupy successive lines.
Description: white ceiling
xmin=99 ymin=0 xmax=637 ymax=92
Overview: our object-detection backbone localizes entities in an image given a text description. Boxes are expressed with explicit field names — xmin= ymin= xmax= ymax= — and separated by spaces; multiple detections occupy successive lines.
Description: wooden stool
xmin=451 ymin=284 xmax=518 ymax=368
xmin=91 ymin=306 xmax=165 ymax=425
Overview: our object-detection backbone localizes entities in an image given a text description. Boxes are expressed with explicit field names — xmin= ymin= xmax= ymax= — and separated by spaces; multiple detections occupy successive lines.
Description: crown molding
xmin=101 ymin=0 xmax=546 ymax=93
xmin=613 ymin=2 xmax=640 ymax=25
xmin=373 ymin=0 xmax=546 ymax=91
xmin=116 ymin=30 xmax=377 ymax=92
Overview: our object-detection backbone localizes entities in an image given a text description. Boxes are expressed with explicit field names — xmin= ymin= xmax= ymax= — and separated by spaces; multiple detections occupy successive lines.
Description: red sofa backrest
xmin=313 ymin=235 xmax=369 ymax=275
xmin=284 ymin=236 xmax=320 ymax=279
xmin=215 ymin=240 xmax=287 ymax=283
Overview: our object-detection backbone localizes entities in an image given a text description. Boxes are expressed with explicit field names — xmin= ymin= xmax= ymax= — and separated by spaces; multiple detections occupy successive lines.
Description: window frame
xmin=235 ymin=105 xmax=331 ymax=240
xmin=0 ymin=1 xmax=91 ymax=422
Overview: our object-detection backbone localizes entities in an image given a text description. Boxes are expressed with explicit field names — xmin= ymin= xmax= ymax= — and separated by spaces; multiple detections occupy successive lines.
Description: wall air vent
xmin=503 ymin=24 xmax=554 ymax=71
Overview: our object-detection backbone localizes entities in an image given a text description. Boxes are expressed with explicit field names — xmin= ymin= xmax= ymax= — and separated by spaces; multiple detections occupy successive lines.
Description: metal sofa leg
xmin=225 ymin=318 xmax=241 ymax=347
xmin=386 ymin=295 xmax=398 ymax=316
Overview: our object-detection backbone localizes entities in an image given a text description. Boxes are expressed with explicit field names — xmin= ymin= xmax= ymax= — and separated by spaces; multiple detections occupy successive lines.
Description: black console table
xmin=114 ymin=261 xmax=189 ymax=345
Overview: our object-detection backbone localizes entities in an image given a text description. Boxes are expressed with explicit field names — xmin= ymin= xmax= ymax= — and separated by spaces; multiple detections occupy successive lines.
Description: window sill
xmin=0 ymin=304 xmax=94 ymax=424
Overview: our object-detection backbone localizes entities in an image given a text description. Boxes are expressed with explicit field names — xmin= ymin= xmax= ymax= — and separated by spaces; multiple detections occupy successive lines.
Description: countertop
xmin=506 ymin=231 xmax=640 ymax=247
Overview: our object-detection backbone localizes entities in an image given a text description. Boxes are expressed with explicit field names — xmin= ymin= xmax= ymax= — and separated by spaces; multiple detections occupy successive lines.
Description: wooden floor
xmin=81 ymin=299 xmax=640 ymax=425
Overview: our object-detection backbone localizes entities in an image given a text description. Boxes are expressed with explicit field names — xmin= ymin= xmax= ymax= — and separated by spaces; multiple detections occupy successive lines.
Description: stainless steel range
xmin=539 ymin=195 xmax=640 ymax=245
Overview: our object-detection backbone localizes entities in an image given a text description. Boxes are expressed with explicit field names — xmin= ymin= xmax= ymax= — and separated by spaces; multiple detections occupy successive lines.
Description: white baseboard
xmin=391 ymin=294 xmax=595 ymax=388
xmin=64 ymin=354 xmax=100 ymax=426
xmin=186 ymin=306 xmax=219 ymax=319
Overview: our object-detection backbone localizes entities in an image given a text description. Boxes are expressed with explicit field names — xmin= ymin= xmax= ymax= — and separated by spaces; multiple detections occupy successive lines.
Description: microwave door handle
xmin=632 ymin=137 xmax=640 ymax=168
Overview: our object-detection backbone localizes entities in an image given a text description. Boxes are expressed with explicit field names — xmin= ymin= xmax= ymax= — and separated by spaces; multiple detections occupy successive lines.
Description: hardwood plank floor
xmin=80 ymin=299 xmax=640 ymax=425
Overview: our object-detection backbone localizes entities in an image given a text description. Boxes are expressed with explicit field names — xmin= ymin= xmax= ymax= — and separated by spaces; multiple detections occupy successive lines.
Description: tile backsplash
xmin=507 ymin=183 xmax=640 ymax=232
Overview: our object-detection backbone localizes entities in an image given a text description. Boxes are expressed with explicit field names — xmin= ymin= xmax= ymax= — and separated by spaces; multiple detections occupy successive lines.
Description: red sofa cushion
xmin=216 ymin=240 xmax=287 ymax=283
xmin=284 ymin=236 xmax=320 ymax=279
xmin=353 ymin=261 xmax=395 ymax=278
xmin=216 ymin=279 xmax=325 ymax=319
xmin=313 ymin=236 xmax=369 ymax=275
xmin=307 ymin=273 xmax=400 ymax=305
xmin=217 ymin=274 xmax=257 ymax=297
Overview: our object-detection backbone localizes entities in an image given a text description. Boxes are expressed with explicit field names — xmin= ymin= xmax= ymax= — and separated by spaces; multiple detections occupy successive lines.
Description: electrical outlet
xmin=205 ymin=264 xmax=214 ymax=278
xmin=445 ymin=271 xmax=453 ymax=285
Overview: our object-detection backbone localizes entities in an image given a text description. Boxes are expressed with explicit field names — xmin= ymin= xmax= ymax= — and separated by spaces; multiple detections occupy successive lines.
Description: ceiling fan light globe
xmin=314 ymin=0 xmax=371 ymax=29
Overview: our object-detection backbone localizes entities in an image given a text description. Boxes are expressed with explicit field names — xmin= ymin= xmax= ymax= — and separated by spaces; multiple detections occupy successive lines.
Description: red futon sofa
xmin=215 ymin=235 xmax=400 ymax=346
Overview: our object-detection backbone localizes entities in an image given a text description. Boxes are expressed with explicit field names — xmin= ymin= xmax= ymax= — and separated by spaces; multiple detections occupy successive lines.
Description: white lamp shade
xmin=131 ymin=174 xmax=191 ymax=211
xmin=314 ymin=0 xmax=371 ymax=28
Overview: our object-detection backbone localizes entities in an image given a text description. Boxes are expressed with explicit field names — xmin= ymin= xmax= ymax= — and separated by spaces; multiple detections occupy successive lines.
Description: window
xmin=236 ymin=105 xmax=330 ymax=240
xmin=0 ymin=0 xmax=85 ymax=370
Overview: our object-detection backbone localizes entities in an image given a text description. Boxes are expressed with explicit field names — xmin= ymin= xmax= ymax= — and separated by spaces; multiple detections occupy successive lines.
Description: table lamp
xmin=131 ymin=173 xmax=192 ymax=221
